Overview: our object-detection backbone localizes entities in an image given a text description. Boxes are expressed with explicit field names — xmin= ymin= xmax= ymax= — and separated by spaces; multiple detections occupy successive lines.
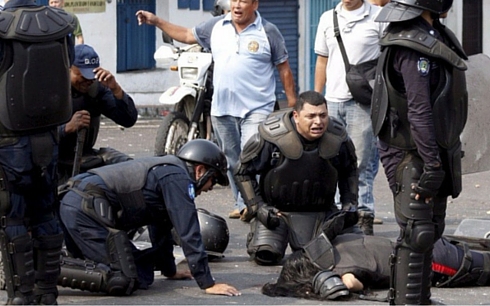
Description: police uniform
xmin=234 ymin=108 xmax=359 ymax=265
xmin=57 ymin=80 xmax=138 ymax=184
xmin=371 ymin=0 xmax=468 ymax=304
xmin=0 ymin=0 xmax=74 ymax=304
xmin=58 ymin=155 xmax=216 ymax=294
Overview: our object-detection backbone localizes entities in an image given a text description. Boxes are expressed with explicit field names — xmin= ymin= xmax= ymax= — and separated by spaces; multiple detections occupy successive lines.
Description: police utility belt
xmin=66 ymin=180 xmax=118 ymax=229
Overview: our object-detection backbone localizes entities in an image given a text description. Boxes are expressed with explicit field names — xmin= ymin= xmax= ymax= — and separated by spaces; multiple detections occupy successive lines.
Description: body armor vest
xmin=258 ymin=110 xmax=347 ymax=212
xmin=88 ymin=155 xmax=188 ymax=227
xmin=0 ymin=7 xmax=73 ymax=135
xmin=371 ymin=22 xmax=468 ymax=150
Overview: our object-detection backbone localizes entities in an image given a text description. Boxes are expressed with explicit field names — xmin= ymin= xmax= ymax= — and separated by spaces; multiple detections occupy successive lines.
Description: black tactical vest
xmin=371 ymin=22 xmax=468 ymax=150
xmin=258 ymin=110 xmax=347 ymax=212
xmin=0 ymin=6 xmax=73 ymax=135
xmin=88 ymin=155 xmax=189 ymax=228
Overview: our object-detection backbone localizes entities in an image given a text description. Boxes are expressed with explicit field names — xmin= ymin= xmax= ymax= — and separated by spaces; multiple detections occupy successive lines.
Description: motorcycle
xmin=153 ymin=32 xmax=215 ymax=156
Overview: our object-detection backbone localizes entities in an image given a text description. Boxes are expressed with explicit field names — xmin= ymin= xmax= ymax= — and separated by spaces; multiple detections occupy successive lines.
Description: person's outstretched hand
xmin=205 ymin=283 xmax=241 ymax=296
xmin=136 ymin=10 xmax=158 ymax=26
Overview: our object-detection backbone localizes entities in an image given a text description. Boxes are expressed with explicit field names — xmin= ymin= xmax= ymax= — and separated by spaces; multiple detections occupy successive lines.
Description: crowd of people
xmin=0 ymin=0 xmax=483 ymax=305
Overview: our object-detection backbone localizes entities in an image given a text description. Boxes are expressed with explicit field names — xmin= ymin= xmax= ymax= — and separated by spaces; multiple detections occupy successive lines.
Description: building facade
xmin=32 ymin=0 xmax=489 ymax=107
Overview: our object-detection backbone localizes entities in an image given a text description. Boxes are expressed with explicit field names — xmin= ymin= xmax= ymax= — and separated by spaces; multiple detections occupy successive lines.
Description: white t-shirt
xmin=315 ymin=2 xmax=387 ymax=102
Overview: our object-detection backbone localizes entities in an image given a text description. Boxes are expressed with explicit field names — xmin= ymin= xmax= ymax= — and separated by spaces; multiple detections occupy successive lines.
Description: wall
xmin=445 ymin=0 xmax=489 ymax=57
xmin=76 ymin=2 xmax=214 ymax=107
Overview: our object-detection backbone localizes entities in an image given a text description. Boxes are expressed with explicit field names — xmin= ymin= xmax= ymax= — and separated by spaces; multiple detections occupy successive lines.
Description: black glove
xmin=412 ymin=165 xmax=445 ymax=199
xmin=256 ymin=205 xmax=281 ymax=230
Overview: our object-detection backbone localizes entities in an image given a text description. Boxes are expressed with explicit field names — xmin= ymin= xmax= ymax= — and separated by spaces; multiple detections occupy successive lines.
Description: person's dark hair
xmin=262 ymin=250 xmax=321 ymax=299
xmin=293 ymin=90 xmax=327 ymax=112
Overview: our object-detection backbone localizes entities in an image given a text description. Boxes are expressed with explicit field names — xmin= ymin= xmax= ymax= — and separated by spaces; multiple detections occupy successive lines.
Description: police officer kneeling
xmin=234 ymin=90 xmax=360 ymax=266
xmin=58 ymin=139 xmax=240 ymax=297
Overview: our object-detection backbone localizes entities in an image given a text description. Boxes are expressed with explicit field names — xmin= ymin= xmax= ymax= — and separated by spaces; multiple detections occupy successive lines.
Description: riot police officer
xmin=371 ymin=0 xmax=468 ymax=304
xmin=58 ymin=140 xmax=240 ymax=297
xmin=0 ymin=0 xmax=74 ymax=304
xmin=234 ymin=90 xmax=360 ymax=266
xmin=57 ymin=44 xmax=138 ymax=184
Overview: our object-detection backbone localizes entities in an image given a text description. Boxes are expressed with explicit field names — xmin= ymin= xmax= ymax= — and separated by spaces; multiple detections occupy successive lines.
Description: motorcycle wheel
xmin=154 ymin=111 xmax=190 ymax=156
xmin=0 ymin=253 xmax=4 ymax=290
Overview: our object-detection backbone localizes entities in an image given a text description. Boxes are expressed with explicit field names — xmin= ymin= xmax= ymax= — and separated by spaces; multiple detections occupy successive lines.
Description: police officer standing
xmin=234 ymin=91 xmax=360 ymax=265
xmin=58 ymin=140 xmax=240 ymax=297
xmin=0 ymin=0 xmax=74 ymax=304
xmin=371 ymin=0 xmax=468 ymax=304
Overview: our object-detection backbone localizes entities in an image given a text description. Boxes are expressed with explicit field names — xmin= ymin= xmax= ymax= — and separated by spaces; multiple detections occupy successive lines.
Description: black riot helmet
xmin=171 ymin=208 xmax=230 ymax=258
xmin=211 ymin=0 xmax=230 ymax=16
xmin=177 ymin=139 xmax=229 ymax=190
xmin=441 ymin=0 xmax=453 ymax=13
xmin=197 ymin=208 xmax=230 ymax=258
xmin=375 ymin=0 xmax=448 ymax=23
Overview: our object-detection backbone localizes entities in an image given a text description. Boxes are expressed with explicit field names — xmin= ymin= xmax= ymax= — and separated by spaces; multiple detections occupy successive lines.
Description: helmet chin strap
xmin=186 ymin=162 xmax=216 ymax=191
xmin=195 ymin=168 xmax=216 ymax=192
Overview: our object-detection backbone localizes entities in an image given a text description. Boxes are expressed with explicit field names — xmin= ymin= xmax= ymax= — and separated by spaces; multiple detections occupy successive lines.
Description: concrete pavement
xmin=1 ymin=118 xmax=486 ymax=305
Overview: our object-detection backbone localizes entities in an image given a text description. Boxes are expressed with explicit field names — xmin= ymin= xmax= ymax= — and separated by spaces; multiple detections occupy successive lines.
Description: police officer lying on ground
xmin=234 ymin=90 xmax=360 ymax=266
xmin=262 ymin=211 xmax=490 ymax=301
xmin=0 ymin=0 xmax=74 ymax=304
xmin=57 ymin=139 xmax=240 ymax=296
xmin=58 ymin=44 xmax=138 ymax=184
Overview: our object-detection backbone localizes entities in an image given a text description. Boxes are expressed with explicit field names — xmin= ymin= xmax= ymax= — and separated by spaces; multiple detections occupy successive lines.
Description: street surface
xmin=2 ymin=118 xmax=488 ymax=305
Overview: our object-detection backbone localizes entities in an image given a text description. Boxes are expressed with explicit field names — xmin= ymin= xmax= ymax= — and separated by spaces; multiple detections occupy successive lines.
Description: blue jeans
xmin=211 ymin=112 xmax=268 ymax=212
xmin=328 ymin=100 xmax=379 ymax=213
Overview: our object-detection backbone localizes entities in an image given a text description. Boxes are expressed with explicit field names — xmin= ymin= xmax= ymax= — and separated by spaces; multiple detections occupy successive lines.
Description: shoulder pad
xmin=258 ymin=108 xmax=303 ymax=159
xmin=326 ymin=116 xmax=347 ymax=138
xmin=381 ymin=24 xmax=467 ymax=71
xmin=240 ymin=133 xmax=264 ymax=163
xmin=0 ymin=7 xmax=74 ymax=42
xmin=319 ymin=117 xmax=347 ymax=159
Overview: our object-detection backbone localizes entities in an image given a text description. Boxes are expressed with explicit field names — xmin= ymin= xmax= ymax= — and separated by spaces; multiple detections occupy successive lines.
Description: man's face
xmin=342 ymin=0 xmax=363 ymax=11
xmin=70 ymin=66 xmax=94 ymax=93
xmin=194 ymin=165 xmax=218 ymax=195
xmin=293 ymin=102 xmax=329 ymax=141
xmin=49 ymin=0 xmax=64 ymax=8
xmin=230 ymin=0 xmax=258 ymax=27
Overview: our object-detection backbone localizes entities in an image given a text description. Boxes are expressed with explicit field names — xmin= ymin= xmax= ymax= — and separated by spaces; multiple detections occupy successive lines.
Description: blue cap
xmin=74 ymin=44 xmax=100 ymax=80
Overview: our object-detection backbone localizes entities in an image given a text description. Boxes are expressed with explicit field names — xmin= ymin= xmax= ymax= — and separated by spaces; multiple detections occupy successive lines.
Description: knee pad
xmin=395 ymin=159 xmax=433 ymax=222
xmin=58 ymin=256 xmax=136 ymax=296
xmin=247 ymin=219 xmax=288 ymax=265
xmin=105 ymin=270 xmax=137 ymax=296
xmin=402 ymin=220 xmax=435 ymax=253
xmin=106 ymin=229 xmax=138 ymax=280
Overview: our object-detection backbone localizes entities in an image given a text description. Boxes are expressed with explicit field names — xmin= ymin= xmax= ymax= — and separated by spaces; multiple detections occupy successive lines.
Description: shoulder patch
xmin=188 ymin=183 xmax=195 ymax=200
xmin=417 ymin=57 xmax=430 ymax=76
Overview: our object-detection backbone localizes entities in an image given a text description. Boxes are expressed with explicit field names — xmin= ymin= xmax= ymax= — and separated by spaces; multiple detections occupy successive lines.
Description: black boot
xmin=33 ymin=234 xmax=64 ymax=305
xmin=0 ymin=233 xmax=36 ymax=305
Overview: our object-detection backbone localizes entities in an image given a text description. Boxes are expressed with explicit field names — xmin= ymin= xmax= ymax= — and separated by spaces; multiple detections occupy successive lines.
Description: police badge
xmin=188 ymin=183 xmax=195 ymax=200
xmin=417 ymin=57 xmax=430 ymax=76
xmin=248 ymin=41 xmax=259 ymax=53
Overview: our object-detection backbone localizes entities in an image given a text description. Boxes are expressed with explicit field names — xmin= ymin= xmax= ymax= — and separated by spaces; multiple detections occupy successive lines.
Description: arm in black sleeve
xmin=96 ymin=83 xmax=138 ymax=128
xmin=335 ymin=137 xmax=359 ymax=211
xmin=147 ymin=223 xmax=177 ymax=277
xmin=233 ymin=133 xmax=272 ymax=216
xmin=394 ymin=48 xmax=441 ymax=166
xmin=152 ymin=165 xmax=215 ymax=289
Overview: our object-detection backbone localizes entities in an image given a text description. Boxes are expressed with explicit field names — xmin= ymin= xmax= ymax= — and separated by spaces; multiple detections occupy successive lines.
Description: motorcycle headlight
xmin=180 ymin=67 xmax=198 ymax=81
